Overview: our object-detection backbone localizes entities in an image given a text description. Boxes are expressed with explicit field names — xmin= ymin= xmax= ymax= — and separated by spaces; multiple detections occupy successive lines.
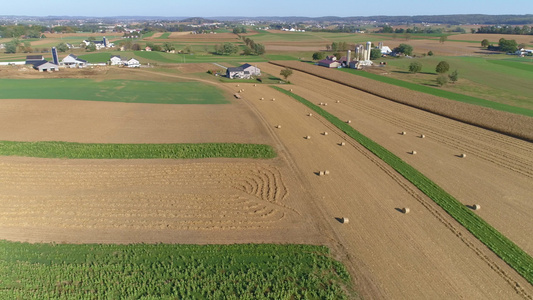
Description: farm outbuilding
xmin=110 ymin=55 xmax=127 ymax=66
xmin=318 ymin=59 xmax=341 ymax=68
xmin=126 ymin=58 xmax=140 ymax=68
xmin=25 ymin=55 xmax=45 ymax=65
xmin=33 ymin=61 xmax=59 ymax=72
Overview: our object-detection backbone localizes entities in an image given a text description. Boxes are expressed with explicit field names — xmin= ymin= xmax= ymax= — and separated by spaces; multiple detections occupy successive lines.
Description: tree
xmin=436 ymin=75 xmax=448 ymax=86
xmin=85 ymin=43 xmax=96 ymax=52
xmin=325 ymin=44 xmax=331 ymax=51
xmin=5 ymin=42 xmax=17 ymax=53
xmin=439 ymin=35 xmax=448 ymax=44
xmin=214 ymin=42 xmax=238 ymax=55
xmin=448 ymin=70 xmax=459 ymax=83
xmin=408 ymin=61 xmax=422 ymax=73
xmin=163 ymin=42 xmax=175 ymax=52
xmin=518 ymin=43 xmax=526 ymax=50
xmin=312 ymin=52 xmax=325 ymax=61
xmin=280 ymin=68 xmax=293 ymax=81
xmin=132 ymin=43 xmax=141 ymax=51
xmin=481 ymin=39 xmax=490 ymax=48
xmin=242 ymin=47 xmax=253 ymax=55
xmin=253 ymin=43 xmax=265 ymax=55
xmin=56 ymin=42 xmax=69 ymax=52
xmin=370 ymin=48 xmax=382 ymax=60
xmin=427 ymin=50 xmax=434 ymax=56
xmin=498 ymin=38 xmax=518 ymax=53
xmin=436 ymin=61 xmax=450 ymax=74
xmin=394 ymin=44 xmax=413 ymax=56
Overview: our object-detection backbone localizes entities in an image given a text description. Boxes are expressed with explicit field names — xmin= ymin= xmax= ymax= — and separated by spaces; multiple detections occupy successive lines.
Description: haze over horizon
xmin=2 ymin=0 xmax=531 ymax=18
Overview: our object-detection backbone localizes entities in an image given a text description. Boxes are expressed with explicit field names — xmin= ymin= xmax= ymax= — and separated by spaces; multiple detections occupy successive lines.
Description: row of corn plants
xmin=0 ymin=141 xmax=276 ymax=159
xmin=0 ymin=241 xmax=354 ymax=299
xmin=272 ymin=86 xmax=533 ymax=285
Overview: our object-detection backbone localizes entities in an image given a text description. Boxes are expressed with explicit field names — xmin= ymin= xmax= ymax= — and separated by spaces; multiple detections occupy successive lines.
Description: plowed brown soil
xmin=1 ymin=67 xmax=532 ymax=299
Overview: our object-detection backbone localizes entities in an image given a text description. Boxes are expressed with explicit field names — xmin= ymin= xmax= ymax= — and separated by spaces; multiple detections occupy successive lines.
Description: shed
xmin=318 ymin=59 xmax=341 ymax=68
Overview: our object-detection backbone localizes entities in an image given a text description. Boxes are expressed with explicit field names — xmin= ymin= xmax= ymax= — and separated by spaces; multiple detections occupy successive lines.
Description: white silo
xmin=366 ymin=41 xmax=372 ymax=60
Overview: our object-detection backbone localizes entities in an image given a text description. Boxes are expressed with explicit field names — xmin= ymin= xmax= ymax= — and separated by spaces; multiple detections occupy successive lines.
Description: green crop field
xmin=157 ymin=32 xmax=171 ymax=39
xmin=337 ymin=63 xmax=533 ymax=116
xmin=0 ymin=241 xmax=353 ymax=299
xmin=367 ymin=56 xmax=533 ymax=112
xmin=272 ymin=86 xmax=533 ymax=285
xmin=0 ymin=78 xmax=229 ymax=104
xmin=0 ymin=141 xmax=276 ymax=159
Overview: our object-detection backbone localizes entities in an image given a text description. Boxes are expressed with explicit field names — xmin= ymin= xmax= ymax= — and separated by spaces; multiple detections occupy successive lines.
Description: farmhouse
xmin=62 ymin=54 xmax=87 ymax=68
xmin=33 ymin=60 xmax=59 ymax=72
xmin=126 ymin=58 xmax=140 ymax=68
xmin=226 ymin=63 xmax=261 ymax=79
xmin=110 ymin=55 xmax=128 ymax=66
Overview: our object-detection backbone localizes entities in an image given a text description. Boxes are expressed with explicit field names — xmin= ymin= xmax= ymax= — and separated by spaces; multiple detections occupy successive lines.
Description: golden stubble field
xmin=1 ymin=66 xmax=532 ymax=299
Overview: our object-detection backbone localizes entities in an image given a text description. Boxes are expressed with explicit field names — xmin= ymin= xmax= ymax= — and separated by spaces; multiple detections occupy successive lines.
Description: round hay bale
xmin=290 ymin=89 xmax=293 ymax=91
xmin=260 ymin=97 xmax=264 ymax=100
xmin=341 ymin=142 xmax=346 ymax=146
xmin=319 ymin=171 xmax=325 ymax=176
xmin=319 ymin=102 xmax=323 ymax=106
xmin=401 ymin=131 xmax=406 ymax=135
xmin=305 ymin=135 xmax=311 ymax=139
xmin=323 ymin=132 xmax=328 ymax=136
xmin=324 ymin=170 xmax=330 ymax=175
xmin=336 ymin=100 xmax=340 ymax=103
xmin=272 ymin=98 xmax=275 ymax=101
xmin=308 ymin=113 xmax=313 ymax=117
xmin=236 ymin=84 xmax=240 ymax=87
xmin=473 ymin=204 xmax=481 ymax=210
xmin=242 ymin=89 xmax=244 ymax=92
xmin=342 ymin=217 xmax=349 ymax=224
xmin=460 ymin=153 xmax=466 ymax=158
xmin=347 ymin=120 xmax=351 ymax=124
xmin=420 ymin=134 xmax=425 ymax=138
xmin=411 ymin=150 xmax=417 ymax=155
xmin=402 ymin=207 xmax=410 ymax=214
xmin=276 ymin=125 xmax=281 ymax=129
xmin=254 ymin=84 xmax=257 ymax=86
xmin=324 ymin=103 xmax=328 ymax=106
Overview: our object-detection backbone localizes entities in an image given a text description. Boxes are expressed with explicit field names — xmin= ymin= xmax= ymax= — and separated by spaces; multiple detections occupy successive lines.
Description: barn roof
xmin=240 ymin=63 xmax=254 ymax=69
xmin=26 ymin=55 xmax=44 ymax=60
xmin=227 ymin=67 xmax=244 ymax=72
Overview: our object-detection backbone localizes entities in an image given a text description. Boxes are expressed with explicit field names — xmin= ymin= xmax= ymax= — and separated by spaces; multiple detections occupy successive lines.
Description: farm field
xmin=360 ymin=55 xmax=533 ymax=112
xmin=230 ymin=70 xmax=533 ymax=298
xmin=0 ymin=78 xmax=229 ymax=104
xmin=1 ymin=242 xmax=353 ymax=298
xmin=2 ymin=27 xmax=533 ymax=298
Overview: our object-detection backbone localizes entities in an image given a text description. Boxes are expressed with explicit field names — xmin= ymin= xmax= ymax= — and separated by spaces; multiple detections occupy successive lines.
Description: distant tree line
xmin=378 ymin=25 xmax=465 ymax=34
xmin=474 ymin=25 xmax=533 ymax=35
xmin=241 ymin=37 xmax=265 ymax=55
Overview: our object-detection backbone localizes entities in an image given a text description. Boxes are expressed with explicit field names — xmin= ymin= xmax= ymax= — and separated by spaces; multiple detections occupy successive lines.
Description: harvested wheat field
xmin=1 ymin=67 xmax=532 ymax=299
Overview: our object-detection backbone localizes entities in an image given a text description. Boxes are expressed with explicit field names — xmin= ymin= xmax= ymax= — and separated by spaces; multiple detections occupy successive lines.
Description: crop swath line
xmin=271 ymin=86 xmax=533 ymax=287
xmin=0 ymin=141 xmax=276 ymax=159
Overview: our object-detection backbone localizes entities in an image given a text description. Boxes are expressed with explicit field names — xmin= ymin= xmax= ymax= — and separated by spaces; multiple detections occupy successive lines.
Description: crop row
xmin=0 ymin=141 xmax=276 ymax=159
xmin=269 ymin=61 xmax=533 ymax=142
xmin=272 ymin=86 xmax=533 ymax=285
xmin=0 ymin=241 xmax=353 ymax=299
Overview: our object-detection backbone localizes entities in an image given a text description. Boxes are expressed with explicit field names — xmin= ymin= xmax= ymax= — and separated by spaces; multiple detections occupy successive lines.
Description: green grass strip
xmin=272 ymin=86 xmax=533 ymax=284
xmin=0 ymin=241 xmax=353 ymax=299
xmin=0 ymin=141 xmax=276 ymax=159
xmin=337 ymin=68 xmax=533 ymax=117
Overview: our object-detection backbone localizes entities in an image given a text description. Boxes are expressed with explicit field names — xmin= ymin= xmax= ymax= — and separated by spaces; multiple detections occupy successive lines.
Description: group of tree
xmin=241 ymin=37 xmax=266 ymax=55
xmin=483 ymin=38 xmax=520 ymax=53
xmin=408 ymin=60 xmax=458 ymax=86
xmin=475 ymin=25 xmax=532 ymax=35
xmin=327 ymin=41 xmax=351 ymax=52
xmin=214 ymin=43 xmax=239 ymax=55
xmin=393 ymin=44 xmax=413 ymax=56
xmin=232 ymin=27 xmax=247 ymax=34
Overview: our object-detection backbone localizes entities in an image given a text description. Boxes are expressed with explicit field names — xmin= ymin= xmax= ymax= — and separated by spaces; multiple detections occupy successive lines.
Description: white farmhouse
xmin=110 ymin=55 xmax=127 ymax=66
xmin=126 ymin=58 xmax=140 ymax=68
xmin=62 ymin=54 xmax=87 ymax=68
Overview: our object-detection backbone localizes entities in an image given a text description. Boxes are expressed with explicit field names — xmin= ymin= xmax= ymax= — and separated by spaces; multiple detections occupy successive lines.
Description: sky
xmin=1 ymin=0 xmax=532 ymax=18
